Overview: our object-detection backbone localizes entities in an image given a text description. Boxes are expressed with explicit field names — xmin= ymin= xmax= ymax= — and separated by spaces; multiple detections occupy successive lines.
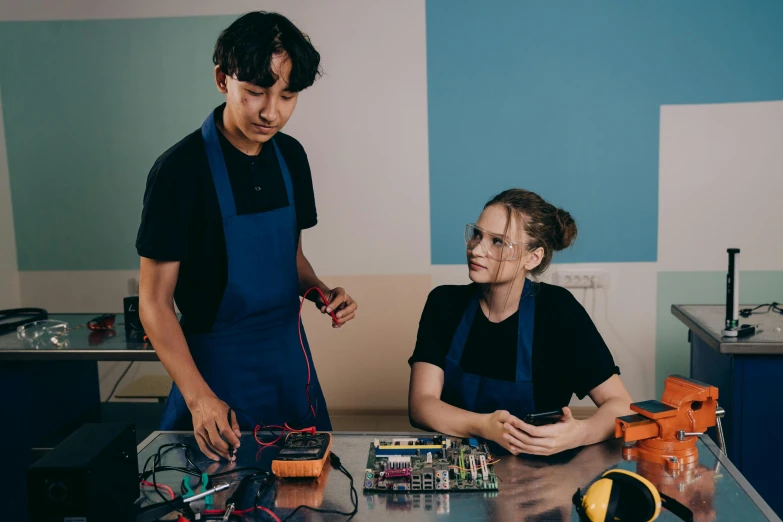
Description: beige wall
xmin=0 ymin=88 xmax=20 ymax=309
xmin=303 ymin=274 xmax=432 ymax=410
xmin=2 ymin=0 xmax=432 ymax=409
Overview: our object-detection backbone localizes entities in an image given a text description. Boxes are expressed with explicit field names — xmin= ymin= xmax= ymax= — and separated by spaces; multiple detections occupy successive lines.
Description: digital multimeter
xmin=271 ymin=432 xmax=332 ymax=478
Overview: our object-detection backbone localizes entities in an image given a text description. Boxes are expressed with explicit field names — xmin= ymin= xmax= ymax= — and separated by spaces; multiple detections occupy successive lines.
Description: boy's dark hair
xmin=213 ymin=11 xmax=321 ymax=92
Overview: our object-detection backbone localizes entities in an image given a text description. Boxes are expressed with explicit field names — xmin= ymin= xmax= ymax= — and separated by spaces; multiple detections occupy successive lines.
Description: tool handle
xmin=184 ymin=483 xmax=229 ymax=503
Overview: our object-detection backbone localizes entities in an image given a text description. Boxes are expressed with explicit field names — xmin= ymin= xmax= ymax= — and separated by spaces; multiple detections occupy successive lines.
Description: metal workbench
xmin=672 ymin=304 xmax=783 ymax=519
xmin=672 ymin=305 xmax=783 ymax=355
xmin=0 ymin=313 xmax=161 ymax=520
xmin=136 ymin=431 xmax=781 ymax=521
xmin=0 ymin=313 xmax=157 ymax=360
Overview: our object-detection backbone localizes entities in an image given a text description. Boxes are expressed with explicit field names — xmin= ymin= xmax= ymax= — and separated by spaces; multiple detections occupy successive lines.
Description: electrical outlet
xmin=552 ymin=269 xmax=609 ymax=289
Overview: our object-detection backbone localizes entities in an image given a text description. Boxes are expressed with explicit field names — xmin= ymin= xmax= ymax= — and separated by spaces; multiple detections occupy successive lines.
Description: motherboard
xmin=363 ymin=436 xmax=499 ymax=492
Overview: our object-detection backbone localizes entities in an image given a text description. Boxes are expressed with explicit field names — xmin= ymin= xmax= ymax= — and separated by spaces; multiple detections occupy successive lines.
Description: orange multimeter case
xmin=271 ymin=432 xmax=332 ymax=478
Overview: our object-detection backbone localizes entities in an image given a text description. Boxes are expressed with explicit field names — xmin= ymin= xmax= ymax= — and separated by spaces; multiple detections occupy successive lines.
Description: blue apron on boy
xmin=159 ymin=110 xmax=332 ymax=432
xmin=441 ymin=278 xmax=536 ymax=419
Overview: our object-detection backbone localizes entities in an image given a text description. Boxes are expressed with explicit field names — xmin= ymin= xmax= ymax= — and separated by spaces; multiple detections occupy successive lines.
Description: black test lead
xmin=227 ymin=408 xmax=235 ymax=460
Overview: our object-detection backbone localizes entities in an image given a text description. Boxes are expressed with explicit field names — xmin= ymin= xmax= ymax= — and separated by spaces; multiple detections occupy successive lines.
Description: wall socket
xmin=552 ymin=269 xmax=609 ymax=289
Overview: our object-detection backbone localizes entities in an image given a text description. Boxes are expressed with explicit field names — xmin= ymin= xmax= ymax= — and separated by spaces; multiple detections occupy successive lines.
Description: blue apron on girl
xmin=441 ymin=278 xmax=536 ymax=419
xmin=159 ymin=110 xmax=332 ymax=432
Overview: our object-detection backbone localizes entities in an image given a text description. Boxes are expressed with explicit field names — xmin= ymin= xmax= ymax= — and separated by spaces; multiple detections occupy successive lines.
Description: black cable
xmin=140 ymin=442 xmax=270 ymax=519
xmin=105 ymin=361 xmax=134 ymax=401
xmin=278 ymin=453 xmax=358 ymax=521
xmin=212 ymin=467 xmax=269 ymax=479
xmin=252 ymin=475 xmax=277 ymax=519
xmin=226 ymin=471 xmax=273 ymax=517
xmin=152 ymin=445 xmax=191 ymax=515
xmin=230 ymin=406 xmax=268 ymax=433
xmin=739 ymin=302 xmax=783 ymax=317
xmin=140 ymin=443 xmax=201 ymax=480
xmin=140 ymin=443 xmax=201 ymax=517
xmin=142 ymin=465 xmax=199 ymax=482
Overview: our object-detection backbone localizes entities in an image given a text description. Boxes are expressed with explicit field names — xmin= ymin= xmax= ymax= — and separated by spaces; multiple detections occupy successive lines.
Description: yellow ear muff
xmin=577 ymin=476 xmax=616 ymax=521
xmin=573 ymin=468 xmax=692 ymax=522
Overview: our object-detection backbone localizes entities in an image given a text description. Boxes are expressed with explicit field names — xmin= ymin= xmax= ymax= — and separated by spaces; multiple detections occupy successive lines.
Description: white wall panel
xmin=659 ymin=101 xmax=783 ymax=271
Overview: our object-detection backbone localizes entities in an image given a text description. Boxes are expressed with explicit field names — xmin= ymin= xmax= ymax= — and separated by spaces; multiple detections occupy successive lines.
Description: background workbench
xmin=0 ymin=313 xmax=162 ymax=521
xmin=673 ymin=304 xmax=783 ymax=519
xmin=136 ymin=431 xmax=780 ymax=521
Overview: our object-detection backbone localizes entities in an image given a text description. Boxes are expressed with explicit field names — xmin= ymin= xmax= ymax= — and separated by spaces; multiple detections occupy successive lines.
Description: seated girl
xmin=408 ymin=189 xmax=632 ymax=455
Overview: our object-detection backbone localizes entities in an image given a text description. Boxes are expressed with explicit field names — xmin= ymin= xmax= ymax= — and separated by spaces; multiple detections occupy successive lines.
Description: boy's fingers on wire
xmin=230 ymin=408 xmax=241 ymax=438
xmin=195 ymin=432 xmax=220 ymax=461
xmin=219 ymin=417 xmax=241 ymax=451
xmin=335 ymin=311 xmax=355 ymax=326
xmin=205 ymin=421 xmax=231 ymax=459
xmin=203 ymin=422 xmax=229 ymax=458
xmin=323 ymin=288 xmax=345 ymax=313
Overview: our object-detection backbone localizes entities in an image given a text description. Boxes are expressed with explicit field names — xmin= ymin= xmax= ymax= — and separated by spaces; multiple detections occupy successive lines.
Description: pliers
xmin=183 ymin=472 xmax=214 ymax=519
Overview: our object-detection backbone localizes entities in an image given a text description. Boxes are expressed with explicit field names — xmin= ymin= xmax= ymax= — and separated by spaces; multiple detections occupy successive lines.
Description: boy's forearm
xmin=140 ymin=301 xmax=213 ymax=407
xmin=296 ymin=250 xmax=329 ymax=301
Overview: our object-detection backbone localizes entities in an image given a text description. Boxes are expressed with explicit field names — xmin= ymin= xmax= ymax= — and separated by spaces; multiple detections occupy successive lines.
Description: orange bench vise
xmin=615 ymin=374 xmax=726 ymax=471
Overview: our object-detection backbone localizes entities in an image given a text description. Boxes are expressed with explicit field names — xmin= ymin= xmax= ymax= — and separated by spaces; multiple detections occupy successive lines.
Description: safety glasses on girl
xmin=464 ymin=223 xmax=521 ymax=261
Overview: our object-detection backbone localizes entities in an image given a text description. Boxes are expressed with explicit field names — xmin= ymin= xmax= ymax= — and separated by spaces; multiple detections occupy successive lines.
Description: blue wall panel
xmin=426 ymin=1 xmax=783 ymax=264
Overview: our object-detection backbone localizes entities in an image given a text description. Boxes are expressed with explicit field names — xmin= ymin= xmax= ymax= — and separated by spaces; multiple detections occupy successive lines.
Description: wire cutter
xmin=183 ymin=472 xmax=214 ymax=518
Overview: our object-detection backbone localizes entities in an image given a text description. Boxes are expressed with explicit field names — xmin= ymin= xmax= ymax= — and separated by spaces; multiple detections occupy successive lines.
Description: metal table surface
xmin=136 ymin=431 xmax=780 ymax=522
xmin=672 ymin=305 xmax=783 ymax=354
xmin=0 ymin=313 xmax=159 ymax=360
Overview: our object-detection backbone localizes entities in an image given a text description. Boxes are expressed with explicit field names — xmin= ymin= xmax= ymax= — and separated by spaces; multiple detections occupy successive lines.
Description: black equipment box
xmin=27 ymin=423 xmax=139 ymax=521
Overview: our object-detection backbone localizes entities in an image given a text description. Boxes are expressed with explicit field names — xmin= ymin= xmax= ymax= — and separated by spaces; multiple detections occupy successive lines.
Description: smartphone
xmin=523 ymin=410 xmax=564 ymax=426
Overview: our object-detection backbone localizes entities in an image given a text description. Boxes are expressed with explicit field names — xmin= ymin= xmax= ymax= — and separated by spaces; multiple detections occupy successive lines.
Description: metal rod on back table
xmin=724 ymin=248 xmax=740 ymax=334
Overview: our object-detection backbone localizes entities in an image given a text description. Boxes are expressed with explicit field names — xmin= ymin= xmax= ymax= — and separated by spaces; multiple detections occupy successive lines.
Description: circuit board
xmin=363 ymin=436 xmax=499 ymax=492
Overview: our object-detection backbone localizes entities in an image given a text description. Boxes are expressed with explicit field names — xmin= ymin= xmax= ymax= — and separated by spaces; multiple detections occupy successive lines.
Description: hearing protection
xmin=573 ymin=469 xmax=694 ymax=522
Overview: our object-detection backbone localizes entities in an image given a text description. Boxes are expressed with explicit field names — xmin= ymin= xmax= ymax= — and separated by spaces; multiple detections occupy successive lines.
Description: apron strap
xmin=201 ymin=110 xmax=237 ymax=220
xmin=200 ymin=109 xmax=295 ymax=220
xmin=515 ymin=278 xmax=535 ymax=381
xmin=447 ymin=293 xmax=481 ymax=363
xmin=271 ymin=139 xmax=295 ymax=207
xmin=446 ymin=279 xmax=535 ymax=382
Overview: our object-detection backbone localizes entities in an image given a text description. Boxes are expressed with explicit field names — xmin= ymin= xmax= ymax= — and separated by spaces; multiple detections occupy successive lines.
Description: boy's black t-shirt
xmin=135 ymin=104 xmax=317 ymax=335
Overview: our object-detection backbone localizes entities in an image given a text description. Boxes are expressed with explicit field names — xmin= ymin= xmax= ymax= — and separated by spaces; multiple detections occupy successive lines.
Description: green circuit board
xmin=363 ymin=436 xmax=499 ymax=492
